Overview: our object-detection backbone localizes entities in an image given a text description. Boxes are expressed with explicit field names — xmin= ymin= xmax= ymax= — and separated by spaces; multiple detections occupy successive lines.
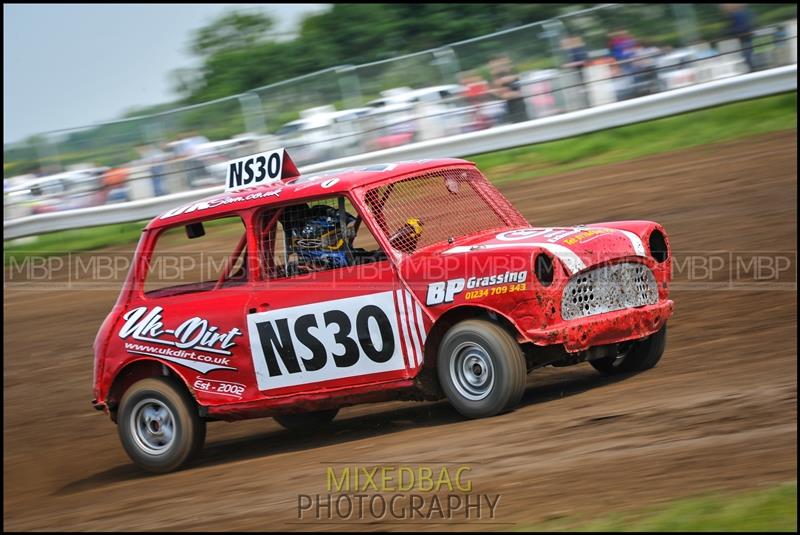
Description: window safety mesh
xmin=363 ymin=167 xmax=527 ymax=254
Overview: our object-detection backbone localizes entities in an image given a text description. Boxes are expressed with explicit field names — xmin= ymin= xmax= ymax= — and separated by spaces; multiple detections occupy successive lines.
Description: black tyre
xmin=117 ymin=377 xmax=206 ymax=474
xmin=590 ymin=324 xmax=668 ymax=374
xmin=437 ymin=319 xmax=527 ymax=419
xmin=274 ymin=408 xmax=339 ymax=431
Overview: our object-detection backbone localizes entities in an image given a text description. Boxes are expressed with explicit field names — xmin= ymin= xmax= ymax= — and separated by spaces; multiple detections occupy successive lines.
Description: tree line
xmin=176 ymin=4 xmax=576 ymax=103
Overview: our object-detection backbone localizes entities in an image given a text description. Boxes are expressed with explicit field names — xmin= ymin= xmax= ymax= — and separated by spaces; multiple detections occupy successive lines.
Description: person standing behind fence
xmin=100 ymin=166 xmax=129 ymax=204
xmin=175 ymin=131 xmax=210 ymax=187
xmin=489 ymin=56 xmax=528 ymax=124
xmin=459 ymin=70 xmax=492 ymax=131
xmin=561 ymin=35 xmax=589 ymax=82
xmin=608 ymin=29 xmax=638 ymax=63
xmin=608 ymin=28 xmax=639 ymax=83
xmin=138 ymin=144 xmax=168 ymax=196
xmin=721 ymin=4 xmax=756 ymax=71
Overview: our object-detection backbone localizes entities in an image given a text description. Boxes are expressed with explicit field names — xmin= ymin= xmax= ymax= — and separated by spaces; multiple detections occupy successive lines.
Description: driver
xmin=279 ymin=200 xmax=420 ymax=275
xmin=281 ymin=203 xmax=357 ymax=273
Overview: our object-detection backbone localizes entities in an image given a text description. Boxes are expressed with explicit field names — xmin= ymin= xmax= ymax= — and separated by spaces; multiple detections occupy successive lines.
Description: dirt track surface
xmin=4 ymin=130 xmax=797 ymax=531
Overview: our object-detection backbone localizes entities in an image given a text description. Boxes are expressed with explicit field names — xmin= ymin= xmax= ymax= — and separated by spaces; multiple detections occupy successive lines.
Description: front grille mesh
xmin=561 ymin=262 xmax=658 ymax=320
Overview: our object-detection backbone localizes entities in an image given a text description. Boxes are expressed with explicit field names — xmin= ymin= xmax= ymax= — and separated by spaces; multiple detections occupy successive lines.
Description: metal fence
xmin=5 ymin=65 xmax=796 ymax=240
xmin=4 ymin=3 xmax=797 ymax=222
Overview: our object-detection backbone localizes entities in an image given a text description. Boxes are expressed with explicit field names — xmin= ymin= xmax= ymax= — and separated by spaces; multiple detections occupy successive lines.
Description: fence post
xmin=786 ymin=19 xmax=798 ymax=65
xmin=143 ymin=119 xmax=167 ymax=146
xmin=671 ymin=3 xmax=700 ymax=47
xmin=432 ymin=47 xmax=461 ymax=84
xmin=335 ymin=65 xmax=363 ymax=110
xmin=35 ymin=133 xmax=62 ymax=173
xmin=542 ymin=19 xmax=567 ymax=68
xmin=238 ymin=92 xmax=267 ymax=134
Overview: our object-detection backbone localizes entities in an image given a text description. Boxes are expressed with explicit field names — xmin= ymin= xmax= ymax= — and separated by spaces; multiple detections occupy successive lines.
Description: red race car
xmin=93 ymin=149 xmax=674 ymax=472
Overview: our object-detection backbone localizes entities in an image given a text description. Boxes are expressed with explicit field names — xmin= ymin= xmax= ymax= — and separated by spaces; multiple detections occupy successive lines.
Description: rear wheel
xmin=274 ymin=409 xmax=339 ymax=432
xmin=437 ymin=319 xmax=527 ymax=419
xmin=117 ymin=377 xmax=206 ymax=474
xmin=590 ymin=324 xmax=668 ymax=374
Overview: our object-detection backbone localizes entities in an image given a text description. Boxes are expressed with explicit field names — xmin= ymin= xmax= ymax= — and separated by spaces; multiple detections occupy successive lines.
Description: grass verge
xmin=4 ymin=220 xmax=147 ymax=264
xmin=515 ymin=482 xmax=797 ymax=532
xmin=4 ymin=91 xmax=796 ymax=260
xmin=472 ymin=91 xmax=796 ymax=185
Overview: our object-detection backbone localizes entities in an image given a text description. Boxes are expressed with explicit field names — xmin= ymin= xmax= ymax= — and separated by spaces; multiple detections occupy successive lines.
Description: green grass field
xmin=515 ymin=482 xmax=797 ymax=532
xmin=4 ymin=91 xmax=796 ymax=262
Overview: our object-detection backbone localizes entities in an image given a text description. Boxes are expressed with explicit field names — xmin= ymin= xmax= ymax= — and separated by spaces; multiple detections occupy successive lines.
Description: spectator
xmin=172 ymin=133 xmax=191 ymax=159
xmin=562 ymin=35 xmax=589 ymax=66
xmin=561 ymin=34 xmax=589 ymax=86
xmin=174 ymin=131 xmax=211 ymax=187
xmin=721 ymin=4 xmax=756 ymax=71
xmin=489 ymin=56 xmax=528 ymax=124
xmin=189 ymin=131 xmax=210 ymax=155
xmin=459 ymin=70 xmax=493 ymax=131
xmin=173 ymin=131 xmax=209 ymax=158
xmin=101 ymin=166 xmax=129 ymax=204
xmin=609 ymin=29 xmax=638 ymax=79
xmin=138 ymin=144 xmax=169 ymax=196
xmin=608 ymin=28 xmax=638 ymax=64
xmin=628 ymin=41 xmax=663 ymax=97
xmin=461 ymin=71 xmax=490 ymax=104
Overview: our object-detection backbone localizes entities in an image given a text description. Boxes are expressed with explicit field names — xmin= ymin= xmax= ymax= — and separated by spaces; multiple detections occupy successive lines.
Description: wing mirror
xmin=185 ymin=222 xmax=205 ymax=239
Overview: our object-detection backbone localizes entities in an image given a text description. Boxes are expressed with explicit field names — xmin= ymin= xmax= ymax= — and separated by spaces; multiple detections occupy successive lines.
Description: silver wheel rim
xmin=129 ymin=398 xmax=176 ymax=455
xmin=450 ymin=342 xmax=495 ymax=401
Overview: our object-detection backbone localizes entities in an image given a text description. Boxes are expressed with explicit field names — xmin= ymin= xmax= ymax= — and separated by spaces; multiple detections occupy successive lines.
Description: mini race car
xmin=93 ymin=149 xmax=674 ymax=472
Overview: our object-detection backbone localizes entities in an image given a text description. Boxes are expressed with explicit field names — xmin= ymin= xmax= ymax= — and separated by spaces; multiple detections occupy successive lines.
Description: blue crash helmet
xmin=283 ymin=203 xmax=357 ymax=270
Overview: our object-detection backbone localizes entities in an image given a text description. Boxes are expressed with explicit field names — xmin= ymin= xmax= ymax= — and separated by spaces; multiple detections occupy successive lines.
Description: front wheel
xmin=117 ymin=377 xmax=206 ymax=474
xmin=437 ymin=319 xmax=527 ymax=419
xmin=590 ymin=324 xmax=668 ymax=374
xmin=274 ymin=409 xmax=339 ymax=432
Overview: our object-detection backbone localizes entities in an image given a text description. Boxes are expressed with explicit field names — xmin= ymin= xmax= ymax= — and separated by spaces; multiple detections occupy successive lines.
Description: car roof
xmin=202 ymin=138 xmax=251 ymax=150
xmin=368 ymin=85 xmax=463 ymax=106
xmin=281 ymin=108 xmax=372 ymax=128
xmin=147 ymin=157 xmax=474 ymax=230
xmin=7 ymin=173 xmax=73 ymax=189
xmin=408 ymin=84 xmax=462 ymax=96
xmin=368 ymin=102 xmax=424 ymax=116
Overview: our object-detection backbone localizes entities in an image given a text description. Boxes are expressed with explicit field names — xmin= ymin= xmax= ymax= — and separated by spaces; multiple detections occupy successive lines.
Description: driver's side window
xmin=257 ymin=196 xmax=386 ymax=280
xmin=144 ymin=215 xmax=249 ymax=297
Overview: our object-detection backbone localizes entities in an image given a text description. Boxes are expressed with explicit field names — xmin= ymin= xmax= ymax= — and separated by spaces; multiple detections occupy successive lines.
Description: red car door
xmin=245 ymin=197 xmax=423 ymax=399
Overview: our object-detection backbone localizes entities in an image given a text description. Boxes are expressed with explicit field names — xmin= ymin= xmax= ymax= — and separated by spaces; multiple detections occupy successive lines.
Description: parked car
xmin=363 ymin=85 xmax=466 ymax=148
xmin=4 ymin=167 xmax=108 ymax=217
xmin=92 ymin=148 xmax=674 ymax=473
xmin=276 ymin=106 xmax=372 ymax=165
xmin=365 ymin=84 xmax=463 ymax=109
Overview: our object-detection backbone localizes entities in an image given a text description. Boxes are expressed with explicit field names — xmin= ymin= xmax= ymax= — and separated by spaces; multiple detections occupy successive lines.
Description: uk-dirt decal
xmin=118 ymin=306 xmax=243 ymax=373
xmin=247 ymin=292 xmax=409 ymax=391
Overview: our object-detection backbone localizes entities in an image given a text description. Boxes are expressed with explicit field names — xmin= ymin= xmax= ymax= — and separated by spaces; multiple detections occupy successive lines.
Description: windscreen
xmin=363 ymin=166 xmax=528 ymax=254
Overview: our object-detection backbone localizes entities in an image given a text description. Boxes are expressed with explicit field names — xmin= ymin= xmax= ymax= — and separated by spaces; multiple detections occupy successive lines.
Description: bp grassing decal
xmin=247 ymin=291 xmax=419 ymax=391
